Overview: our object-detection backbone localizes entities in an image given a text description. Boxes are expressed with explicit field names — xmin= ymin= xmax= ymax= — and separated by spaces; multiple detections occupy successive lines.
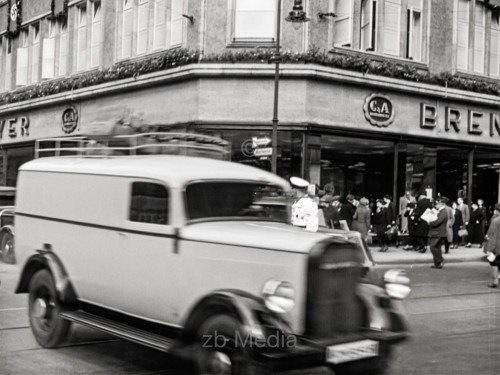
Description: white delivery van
xmin=13 ymin=133 xmax=410 ymax=375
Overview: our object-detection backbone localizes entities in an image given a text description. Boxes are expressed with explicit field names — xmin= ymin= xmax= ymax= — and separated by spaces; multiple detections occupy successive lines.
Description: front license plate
xmin=326 ymin=339 xmax=379 ymax=364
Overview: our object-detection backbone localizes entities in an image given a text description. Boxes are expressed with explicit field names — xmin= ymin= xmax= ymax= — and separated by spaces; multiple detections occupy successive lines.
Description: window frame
xmin=229 ymin=0 xmax=278 ymax=46
xmin=333 ymin=0 xmax=353 ymax=47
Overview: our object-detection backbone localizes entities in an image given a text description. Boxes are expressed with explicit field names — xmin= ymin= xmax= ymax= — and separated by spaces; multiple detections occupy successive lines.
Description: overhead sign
xmin=252 ymin=136 xmax=271 ymax=147
xmin=363 ymin=93 xmax=395 ymax=127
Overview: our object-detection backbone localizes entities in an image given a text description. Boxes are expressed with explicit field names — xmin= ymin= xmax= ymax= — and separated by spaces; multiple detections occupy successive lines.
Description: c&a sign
xmin=363 ymin=93 xmax=395 ymax=127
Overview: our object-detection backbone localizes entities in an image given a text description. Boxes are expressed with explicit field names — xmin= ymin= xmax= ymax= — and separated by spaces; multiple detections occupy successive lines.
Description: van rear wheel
xmin=1 ymin=232 xmax=15 ymax=264
xmin=28 ymin=269 xmax=70 ymax=348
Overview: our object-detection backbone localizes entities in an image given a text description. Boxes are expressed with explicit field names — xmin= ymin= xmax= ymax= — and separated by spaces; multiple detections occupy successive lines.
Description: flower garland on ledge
xmin=0 ymin=48 xmax=499 ymax=106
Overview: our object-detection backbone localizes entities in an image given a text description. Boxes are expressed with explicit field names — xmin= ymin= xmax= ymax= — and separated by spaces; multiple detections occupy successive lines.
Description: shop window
xmin=205 ymin=130 xmax=302 ymax=180
xmin=491 ymin=13 xmax=500 ymax=77
xmin=90 ymin=0 xmax=102 ymax=67
xmin=6 ymin=147 xmax=34 ymax=187
xmin=382 ymin=0 xmax=401 ymax=56
xmin=319 ymin=136 xmax=394 ymax=200
xmin=436 ymin=147 xmax=469 ymax=202
xmin=406 ymin=0 xmax=422 ymax=61
xmin=129 ymin=182 xmax=169 ymax=225
xmin=333 ymin=0 xmax=353 ymax=47
xmin=232 ymin=0 xmax=277 ymax=43
xmin=472 ymin=150 xmax=500 ymax=217
xmin=77 ymin=3 xmax=88 ymax=71
xmin=457 ymin=0 xmax=469 ymax=71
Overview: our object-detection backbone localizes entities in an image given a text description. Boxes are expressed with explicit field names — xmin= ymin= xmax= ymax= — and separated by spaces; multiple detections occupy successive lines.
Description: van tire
xmin=1 ymin=231 xmax=15 ymax=264
xmin=28 ymin=269 xmax=70 ymax=348
xmin=194 ymin=314 xmax=270 ymax=375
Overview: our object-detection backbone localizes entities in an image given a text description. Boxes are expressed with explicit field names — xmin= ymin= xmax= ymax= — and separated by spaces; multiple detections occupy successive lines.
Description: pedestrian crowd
xmin=289 ymin=177 xmax=500 ymax=288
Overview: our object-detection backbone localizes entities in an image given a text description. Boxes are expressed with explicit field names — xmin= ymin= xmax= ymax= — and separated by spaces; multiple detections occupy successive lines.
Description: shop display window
xmin=319 ymin=135 xmax=394 ymax=200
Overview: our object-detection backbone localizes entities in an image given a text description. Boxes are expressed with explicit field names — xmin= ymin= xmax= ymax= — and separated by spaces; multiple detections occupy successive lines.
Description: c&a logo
xmin=363 ymin=93 xmax=395 ymax=127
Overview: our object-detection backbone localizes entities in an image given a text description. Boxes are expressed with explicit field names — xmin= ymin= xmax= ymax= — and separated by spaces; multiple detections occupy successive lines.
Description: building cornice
xmin=0 ymin=63 xmax=499 ymax=116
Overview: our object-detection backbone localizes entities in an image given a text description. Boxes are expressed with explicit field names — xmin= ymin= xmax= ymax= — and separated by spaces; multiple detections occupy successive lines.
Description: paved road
xmin=1 ymin=261 xmax=499 ymax=375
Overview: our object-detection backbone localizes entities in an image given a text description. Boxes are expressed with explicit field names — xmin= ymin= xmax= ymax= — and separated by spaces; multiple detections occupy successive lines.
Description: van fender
xmin=15 ymin=245 xmax=77 ymax=303
xmin=181 ymin=289 xmax=291 ymax=343
xmin=0 ymin=224 xmax=14 ymax=237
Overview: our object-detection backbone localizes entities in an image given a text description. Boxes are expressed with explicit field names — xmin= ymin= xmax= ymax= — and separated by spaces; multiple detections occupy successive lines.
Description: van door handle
xmin=117 ymin=231 xmax=128 ymax=238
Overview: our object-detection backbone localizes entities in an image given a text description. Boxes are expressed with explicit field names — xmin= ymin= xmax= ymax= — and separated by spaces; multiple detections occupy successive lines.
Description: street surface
xmin=1 ymin=261 xmax=499 ymax=375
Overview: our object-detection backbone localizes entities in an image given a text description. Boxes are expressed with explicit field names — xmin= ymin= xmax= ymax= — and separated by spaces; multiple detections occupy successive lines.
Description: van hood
xmin=180 ymin=220 xmax=352 ymax=254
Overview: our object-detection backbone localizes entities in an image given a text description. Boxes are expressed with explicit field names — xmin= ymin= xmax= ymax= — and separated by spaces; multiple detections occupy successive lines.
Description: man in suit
xmin=428 ymin=196 xmax=449 ymax=269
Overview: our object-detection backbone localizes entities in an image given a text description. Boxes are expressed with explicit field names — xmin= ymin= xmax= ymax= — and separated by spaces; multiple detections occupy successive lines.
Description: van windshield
xmin=185 ymin=182 xmax=289 ymax=222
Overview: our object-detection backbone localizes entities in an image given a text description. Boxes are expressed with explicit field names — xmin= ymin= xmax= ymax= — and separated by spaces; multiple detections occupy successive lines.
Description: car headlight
xmin=383 ymin=270 xmax=411 ymax=300
xmin=262 ymin=280 xmax=295 ymax=314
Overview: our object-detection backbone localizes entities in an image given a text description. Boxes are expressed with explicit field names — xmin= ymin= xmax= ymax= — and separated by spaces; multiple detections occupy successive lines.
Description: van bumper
xmin=259 ymin=330 xmax=408 ymax=372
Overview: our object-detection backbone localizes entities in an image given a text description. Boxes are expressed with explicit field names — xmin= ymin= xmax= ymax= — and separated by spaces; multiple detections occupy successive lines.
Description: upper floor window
xmin=360 ymin=0 xmax=377 ymax=51
xmin=382 ymin=0 xmax=401 ymax=56
xmin=406 ymin=0 xmax=422 ymax=61
xmin=91 ymin=0 xmax=102 ymax=67
xmin=3 ymin=38 xmax=13 ymax=91
xmin=31 ymin=23 xmax=41 ymax=83
xmin=15 ymin=24 xmax=41 ymax=86
xmin=333 ymin=0 xmax=427 ymax=62
xmin=333 ymin=0 xmax=353 ymax=47
xmin=76 ymin=2 xmax=88 ymax=71
xmin=456 ymin=0 xmax=498 ymax=76
xmin=119 ymin=0 xmax=184 ymax=60
xmin=473 ymin=1 xmax=485 ymax=74
xmin=232 ymin=0 xmax=277 ymax=42
xmin=491 ymin=13 xmax=500 ymax=77
xmin=457 ymin=0 xmax=469 ymax=71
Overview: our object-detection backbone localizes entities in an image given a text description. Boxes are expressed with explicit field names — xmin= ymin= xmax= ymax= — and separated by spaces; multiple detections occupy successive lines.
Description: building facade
xmin=0 ymin=0 xmax=499 ymax=213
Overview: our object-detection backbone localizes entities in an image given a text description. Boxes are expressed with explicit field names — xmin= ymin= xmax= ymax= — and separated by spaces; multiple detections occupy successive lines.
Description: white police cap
xmin=290 ymin=176 xmax=309 ymax=188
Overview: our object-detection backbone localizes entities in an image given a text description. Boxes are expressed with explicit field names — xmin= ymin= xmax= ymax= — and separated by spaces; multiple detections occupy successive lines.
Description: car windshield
xmin=186 ymin=182 xmax=289 ymax=222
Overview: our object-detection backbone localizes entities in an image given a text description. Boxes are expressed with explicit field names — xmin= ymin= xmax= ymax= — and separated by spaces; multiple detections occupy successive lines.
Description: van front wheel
xmin=28 ymin=269 xmax=70 ymax=348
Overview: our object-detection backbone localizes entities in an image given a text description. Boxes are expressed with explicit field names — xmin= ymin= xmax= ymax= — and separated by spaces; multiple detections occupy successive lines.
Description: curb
xmin=373 ymin=255 xmax=486 ymax=266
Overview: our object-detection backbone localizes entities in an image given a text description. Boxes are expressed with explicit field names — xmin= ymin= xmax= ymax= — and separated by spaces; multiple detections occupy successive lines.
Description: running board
xmin=60 ymin=310 xmax=174 ymax=352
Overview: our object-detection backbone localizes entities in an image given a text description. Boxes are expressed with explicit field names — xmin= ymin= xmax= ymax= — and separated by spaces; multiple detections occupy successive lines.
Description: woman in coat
xmin=352 ymin=197 xmax=371 ymax=241
xmin=451 ymin=201 xmax=463 ymax=249
xmin=372 ymin=199 xmax=390 ymax=252
xmin=484 ymin=203 xmax=500 ymax=288
xmin=467 ymin=202 xmax=486 ymax=247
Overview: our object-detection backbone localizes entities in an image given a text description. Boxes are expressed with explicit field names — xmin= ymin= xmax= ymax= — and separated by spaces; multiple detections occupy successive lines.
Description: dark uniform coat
xmin=468 ymin=208 xmax=486 ymax=244
xmin=414 ymin=198 xmax=432 ymax=237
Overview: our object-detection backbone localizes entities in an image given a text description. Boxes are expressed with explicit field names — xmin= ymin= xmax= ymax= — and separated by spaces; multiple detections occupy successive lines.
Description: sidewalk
xmin=370 ymin=244 xmax=486 ymax=265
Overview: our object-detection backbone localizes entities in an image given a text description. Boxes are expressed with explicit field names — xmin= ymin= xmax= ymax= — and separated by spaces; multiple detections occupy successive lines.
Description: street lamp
xmin=271 ymin=0 xmax=309 ymax=175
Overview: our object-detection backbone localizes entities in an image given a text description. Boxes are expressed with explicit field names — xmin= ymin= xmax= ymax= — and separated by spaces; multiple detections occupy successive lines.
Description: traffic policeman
xmin=290 ymin=177 xmax=319 ymax=232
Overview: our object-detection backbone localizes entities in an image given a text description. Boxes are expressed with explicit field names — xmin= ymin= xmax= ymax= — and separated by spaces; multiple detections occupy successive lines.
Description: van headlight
xmin=262 ymin=280 xmax=295 ymax=314
xmin=383 ymin=270 xmax=411 ymax=300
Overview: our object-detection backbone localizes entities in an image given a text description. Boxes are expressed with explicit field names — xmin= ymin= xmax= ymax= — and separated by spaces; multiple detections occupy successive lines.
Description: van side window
xmin=129 ymin=182 xmax=169 ymax=225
